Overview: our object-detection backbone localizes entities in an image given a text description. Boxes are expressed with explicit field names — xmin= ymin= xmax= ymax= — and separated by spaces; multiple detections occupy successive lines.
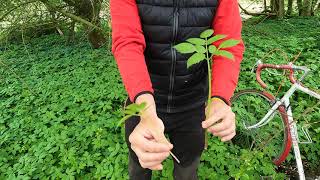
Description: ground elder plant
xmin=117 ymin=102 xmax=147 ymax=127
xmin=120 ymin=29 xmax=240 ymax=150
xmin=120 ymin=102 xmax=181 ymax=163
xmin=174 ymin=29 xmax=240 ymax=148
xmin=119 ymin=29 xmax=240 ymax=150
xmin=1 ymin=17 xmax=318 ymax=179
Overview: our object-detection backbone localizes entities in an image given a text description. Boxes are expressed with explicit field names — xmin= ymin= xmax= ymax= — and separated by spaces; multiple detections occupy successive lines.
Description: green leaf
xmin=123 ymin=109 xmax=137 ymax=115
xmin=186 ymin=38 xmax=206 ymax=45
xmin=200 ymin=29 xmax=214 ymax=38
xmin=117 ymin=115 xmax=133 ymax=127
xmin=208 ymin=45 xmax=217 ymax=54
xmin=125 ymin=103 xmax=139 ymax=111
xmin=241 ymin=174 xmax=250 ymax=180
xmin=218 ymin=39 xmax=240 ymax=49
xmin=207 ymin=34 xmax=227 ymax=44
xmin=215 ymin=50 xmax=234 ymax=60
xmin=136 ymin=102 xmax=147 ymax=112
xmin=195 ymin=45 xmax=206 ymax=53
xmin=187 ymin=53 xmax=206 ymax=68
xmin=174 ymin=43 xmax=196 ymax=54
xmin=123 ymin=102 xmax=146 ymax=116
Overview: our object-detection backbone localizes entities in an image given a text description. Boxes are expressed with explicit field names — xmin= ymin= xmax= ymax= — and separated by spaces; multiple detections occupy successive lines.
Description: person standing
xmin=110 ymin=0 xmax=245 ymax=179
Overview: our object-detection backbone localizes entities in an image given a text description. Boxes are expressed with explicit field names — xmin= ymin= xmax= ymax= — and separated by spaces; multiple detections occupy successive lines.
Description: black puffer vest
xmin=136 ymin=0 xmax=218 ymax=113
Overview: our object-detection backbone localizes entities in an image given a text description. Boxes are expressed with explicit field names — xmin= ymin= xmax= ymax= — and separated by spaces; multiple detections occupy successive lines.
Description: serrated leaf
xmin=207 ymin=34 xmax=227 ymax=44
xmin=208 ymin=45 xmax=217 ymax=54
xmin=195 ymin=45 xmax=206 ymax=53
xmin=174 ymin=43 xmax=196 ymax=54
xmin=200 ymin=29 xmax=214 ymax=38
xmin=218 ymin=39 xmax=240 ymax=49
xmin=187 ymin=53 xmax=205 ymax=68
xmin=215 ymin=50 xmax=234 ymax=60
xmin=186 ymin=38 xmax=206 ymax=45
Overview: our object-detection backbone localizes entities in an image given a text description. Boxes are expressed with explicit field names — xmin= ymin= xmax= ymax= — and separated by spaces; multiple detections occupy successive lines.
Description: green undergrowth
xmin=0 ymin=17 xmax=319 ymax=179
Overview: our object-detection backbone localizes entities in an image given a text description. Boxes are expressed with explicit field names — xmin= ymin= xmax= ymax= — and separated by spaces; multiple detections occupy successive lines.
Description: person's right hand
xmin=129 ymin=95 xmax=173 ymax=170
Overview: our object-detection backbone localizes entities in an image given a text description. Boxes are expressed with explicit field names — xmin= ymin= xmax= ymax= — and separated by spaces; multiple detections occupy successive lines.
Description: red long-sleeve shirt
xmin=111 ymin=0 xmax=245 ymax=104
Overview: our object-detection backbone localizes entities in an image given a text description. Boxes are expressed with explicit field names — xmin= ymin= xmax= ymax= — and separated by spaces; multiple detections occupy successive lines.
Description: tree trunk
xmin=297 ymin=0 xmax=303 ymax=15
xmin=67 ymin=21 xmax=75 ymax=43
xmin=287 ymin=0 xmax=293 ymax=15
xmin=310 ymin=0 xmax=318 ymax=15
xmin=264 ymin=0 xmax=267 ymax=12
xmin=64 ymin=0 xmax=106 ymax=48
xmin=278 ymin=0 xmax=285 ymax=18
xmin=316 ymin=2 xmax=320 ymax=13
xmin=301 ymin=0 xmax=312 ymax=16
xmin=270 ymin=0 xmax=276 ymax=12
xmin=269 ymin=0 xmax=285 ymax=18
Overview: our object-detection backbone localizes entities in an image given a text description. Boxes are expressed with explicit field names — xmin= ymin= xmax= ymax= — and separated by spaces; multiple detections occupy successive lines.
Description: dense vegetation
xmin=1 ymin=0 xmax=319 ymax=48
xmin=0 ymin=17 xmax=319 ymax=179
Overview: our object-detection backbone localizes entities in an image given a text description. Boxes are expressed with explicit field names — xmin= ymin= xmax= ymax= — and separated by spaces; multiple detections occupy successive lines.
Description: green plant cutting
xmin=174 ymin=29 xmax=240 ymax=109
xmin=120 ymin=28 xmax=240 ymax=149
xmin=117 ymin=102 xmax=147 ymax=127
xmin=173 ymin=29 xmax=240 ymax=148
xmin=119 ymin=102 xmax=181 ymax=163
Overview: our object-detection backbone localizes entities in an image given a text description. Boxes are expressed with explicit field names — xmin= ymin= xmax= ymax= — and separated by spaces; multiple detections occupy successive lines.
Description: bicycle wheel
xmin=231 ymin=90 xmax=291 ymax=166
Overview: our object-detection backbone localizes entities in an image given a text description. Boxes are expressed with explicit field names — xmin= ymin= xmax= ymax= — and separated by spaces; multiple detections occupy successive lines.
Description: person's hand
xmin=202 ymin=98 xmax=236 ymax=142
xmin=129 ymin=94 xmax=173 ymax=170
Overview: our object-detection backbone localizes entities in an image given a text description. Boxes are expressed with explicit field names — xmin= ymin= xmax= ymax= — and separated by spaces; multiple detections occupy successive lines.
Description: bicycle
xmin=230 ymin=60 xmax=320 ymax=180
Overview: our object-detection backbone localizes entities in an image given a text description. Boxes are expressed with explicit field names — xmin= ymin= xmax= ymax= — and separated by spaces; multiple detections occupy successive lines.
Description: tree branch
xmin=0 ymin=0 xmax=38 ymax=21
xmin=238 ymin=3 xmax=276 ymax=16
xmin=40 ymin=0 xmax=105 ymax=33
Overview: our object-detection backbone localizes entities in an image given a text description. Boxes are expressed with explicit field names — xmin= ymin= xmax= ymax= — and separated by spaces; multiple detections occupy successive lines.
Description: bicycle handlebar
xmin=256 ymin=64 xmax=296 ymax=88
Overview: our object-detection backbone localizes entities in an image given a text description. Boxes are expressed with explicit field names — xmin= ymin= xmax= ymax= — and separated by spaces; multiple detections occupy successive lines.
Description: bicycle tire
xmin=231 ymin=90 xmax=292 ymax=166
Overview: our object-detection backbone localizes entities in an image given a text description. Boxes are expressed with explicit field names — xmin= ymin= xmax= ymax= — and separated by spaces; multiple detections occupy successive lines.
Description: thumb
xmin=152 ymin=129 xmax=173 ymax=149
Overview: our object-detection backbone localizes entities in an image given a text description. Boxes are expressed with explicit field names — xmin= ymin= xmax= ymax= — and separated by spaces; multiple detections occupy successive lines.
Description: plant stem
xmin=206 ymin=58 xmax=212 ymax=108
xmin=204 ymin=38 xmax=213 ymax=150
xmin=205 ymin=38 xmax=212 ymax=108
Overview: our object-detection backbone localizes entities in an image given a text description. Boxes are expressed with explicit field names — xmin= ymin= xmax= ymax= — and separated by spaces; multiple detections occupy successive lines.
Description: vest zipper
xmin=167 ymin=1 xmax=179 ymax=113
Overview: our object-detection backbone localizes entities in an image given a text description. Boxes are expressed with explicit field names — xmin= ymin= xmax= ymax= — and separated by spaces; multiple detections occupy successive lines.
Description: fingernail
xmin=169 ymin=144 xmax=173 ymax=149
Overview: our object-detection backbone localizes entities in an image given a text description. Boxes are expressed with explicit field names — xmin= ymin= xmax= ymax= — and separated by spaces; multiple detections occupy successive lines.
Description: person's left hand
xmin=202 ymin=98 xmax=236 ymax=142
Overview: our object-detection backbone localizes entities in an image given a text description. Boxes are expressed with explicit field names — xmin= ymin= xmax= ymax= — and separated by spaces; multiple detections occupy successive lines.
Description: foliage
xmin=238 ymin=16 xmax=320 ymax=175
xmin=0 ymin=35 xmax=127 ymax=179
xmin=118 ymin=102 xmax=146 ymax=127
xmin=0 ymin=17 xmax=319 ymax=179
xmin=0 ymin=0 xmax=110 ymax=48
xmin=174 ymin=29 xmax=240 ymax=110
xmin=174 ymin=29 xmax=240 ymax=150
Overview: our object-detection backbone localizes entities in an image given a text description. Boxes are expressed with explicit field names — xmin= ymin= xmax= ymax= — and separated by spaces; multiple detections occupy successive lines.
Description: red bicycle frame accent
xmin=256 ymin=64 xmax=296 ymax=89
xmin=260 ymin=91 xmax=292 ymax=166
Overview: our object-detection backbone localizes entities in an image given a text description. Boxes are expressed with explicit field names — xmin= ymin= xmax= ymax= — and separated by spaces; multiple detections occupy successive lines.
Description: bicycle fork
xmin=285 ymin=98 xmax=305 ymax=180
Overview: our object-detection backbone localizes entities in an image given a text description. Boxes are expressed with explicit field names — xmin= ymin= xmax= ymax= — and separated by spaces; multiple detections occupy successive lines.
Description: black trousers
xmin=124 ymin=100 xmax=206 ymax=180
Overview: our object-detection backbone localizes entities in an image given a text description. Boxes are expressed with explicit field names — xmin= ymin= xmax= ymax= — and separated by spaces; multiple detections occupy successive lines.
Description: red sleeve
xmin=110 ymin=0 xmax=154 ymax=103
xmin=211 ymin=0 xmax=245 ymax=104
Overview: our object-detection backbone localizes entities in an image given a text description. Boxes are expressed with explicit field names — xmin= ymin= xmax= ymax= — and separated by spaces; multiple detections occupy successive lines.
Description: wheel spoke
xmin=231 ymin=90 xmax=289 ymax=164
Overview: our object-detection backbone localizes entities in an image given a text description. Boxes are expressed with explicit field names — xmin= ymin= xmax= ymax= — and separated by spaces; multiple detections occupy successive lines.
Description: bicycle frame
xmin=246 ymin=83 xmax=320 ymax=129
xmin=245 ymin=82 xmax=320 ymax=180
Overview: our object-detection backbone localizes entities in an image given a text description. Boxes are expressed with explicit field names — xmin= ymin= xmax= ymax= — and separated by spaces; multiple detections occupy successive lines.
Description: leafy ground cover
xmin=0 ymin=17 xmax=319 ymax=179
